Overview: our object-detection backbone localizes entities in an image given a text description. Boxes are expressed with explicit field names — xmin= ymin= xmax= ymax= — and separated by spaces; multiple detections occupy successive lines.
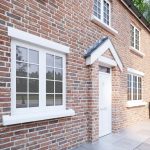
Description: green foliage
xmin=132 ymin=0 xmax=150 ymax=23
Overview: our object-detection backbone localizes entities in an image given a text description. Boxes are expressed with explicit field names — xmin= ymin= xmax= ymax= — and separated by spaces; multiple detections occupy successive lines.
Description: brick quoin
xmin=0 ymin=0 xmax=150 ymax=150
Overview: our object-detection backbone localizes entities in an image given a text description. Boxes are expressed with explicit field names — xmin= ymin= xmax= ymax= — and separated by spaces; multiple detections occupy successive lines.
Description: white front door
xmin=99 ymin=66 xmax=112 ymax=137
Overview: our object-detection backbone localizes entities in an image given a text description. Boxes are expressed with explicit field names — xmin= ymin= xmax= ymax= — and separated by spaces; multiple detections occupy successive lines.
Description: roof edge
xmin=121 ymin=0 xmax=150 ymax=32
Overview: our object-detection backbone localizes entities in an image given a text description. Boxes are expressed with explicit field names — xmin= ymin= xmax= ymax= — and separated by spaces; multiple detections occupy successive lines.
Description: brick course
xmin=0 ymin=0 xmax=150 ymax=149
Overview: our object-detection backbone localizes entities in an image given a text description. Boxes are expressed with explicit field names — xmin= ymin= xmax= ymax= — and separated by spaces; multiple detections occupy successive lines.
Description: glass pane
xmin=46 ymin=94 xmax=54 ymax=106
xmin=46 ymin=54 xmax=54 ymax=67
xmin=55 ymin=69 xmax=62 ymax=80
xmin=55 ymin=94 xmax=62 ymax=105
xmin=16 ymin=62 xmax=27 ymax=77
xmin=16 ymin=46 xmax=27 ymax=62
xmin=29 ymin=50 xmax=39 ymax=64
xmin=55 ymin=56 xmax=62 ymax=68
xmin=29 ymin=94 xmax=39 ymax=107
xmin=46 ymin=81 xmax=54 ymax=93
xmin=16 ymin=94 xmax=27 ymax=108
xmin=55 ymin=82 xmax=62 ymax=93
xmin=29 ymin=79 xmax=39 ymax=93
xmin=29 ymin=64 xmax=39 ymax=78
xmin=46 ymin=67 xmax=54 ymax=80
xmin=16 ymin=78 xmax=27 ymax=92
xmin=99 ymin=66 xmax=110 ymax=73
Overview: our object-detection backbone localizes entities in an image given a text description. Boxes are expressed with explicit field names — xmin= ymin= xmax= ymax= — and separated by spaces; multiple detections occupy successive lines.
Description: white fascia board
xmin=127 ymin=67 xmax=144 ymax=76
xmin=8 ymin=27 xmax=70 ymax=54
xmin=2 ymin=109 xmax=75 ymax=126
xmin=107 ymin=40 xmax=123 ymax=71
xmin=90 ymin=39 xmax=110 ymax=64
xmin=99 ymin=56 xmax=117 ymax=67
xmin=86 ymin=39 xmax=123 ymax=71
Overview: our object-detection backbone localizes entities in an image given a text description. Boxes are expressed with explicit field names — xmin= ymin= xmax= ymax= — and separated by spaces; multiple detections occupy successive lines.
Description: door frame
xmin=99 ymin=66 xmax=112 ymax=137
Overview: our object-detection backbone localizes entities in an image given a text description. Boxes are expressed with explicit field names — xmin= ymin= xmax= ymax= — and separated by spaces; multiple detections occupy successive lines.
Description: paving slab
xmin=71 ymin=120 xmax=150 ymax=150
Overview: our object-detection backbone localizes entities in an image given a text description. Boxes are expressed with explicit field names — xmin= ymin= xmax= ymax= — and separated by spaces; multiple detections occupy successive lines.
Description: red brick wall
xmin=0 ymin=0 xmax=150 ymax=149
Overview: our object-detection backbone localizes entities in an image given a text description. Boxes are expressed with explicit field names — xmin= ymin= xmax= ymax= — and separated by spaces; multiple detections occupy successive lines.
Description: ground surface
xmin=72 ymin=120 xmax=150 ymax=150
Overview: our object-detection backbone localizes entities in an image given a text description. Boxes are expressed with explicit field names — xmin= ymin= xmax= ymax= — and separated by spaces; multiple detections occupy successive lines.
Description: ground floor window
xmin=128 ymin=74 xmax=142 ymax=101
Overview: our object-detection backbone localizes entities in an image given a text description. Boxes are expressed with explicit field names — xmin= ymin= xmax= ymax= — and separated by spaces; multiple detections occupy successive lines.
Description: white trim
xmin=10 ymin=40 xmax=67 ymax=116
xmin=86 ymin=39 xmax=123 ymax=71
xmin=129 ymin=46 xmax=145 ymax=57
xmin=2 ymin=109 xmax=75 ymax=126
xmin=127 ymin=68 xmax=144 ymax=76
xmin=99 ymin=56 xmax=117 ymax=67
xmin=126 ymin=100 xmax=147 ymax=108
xmin=130 ymin=24 xmax=141 ymax=52
xmin=8 ymin=27 xmax=70 ymax=54
xmin=121 ymin=0 xmax=150 ymax=32
xmin=91 ymin=15 xmax=118 ymax=35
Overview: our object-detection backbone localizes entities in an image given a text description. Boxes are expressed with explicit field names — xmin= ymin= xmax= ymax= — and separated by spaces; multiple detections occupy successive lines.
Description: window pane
xmin=94 ymin=0 xmax=101 ymax=19
xmin=46 ymin=81 xmax=54 ymax=93
xmin=29 ymin=94 xmax=39 ymax=107
xmin=138 ymin=77 xmax=142 ymax=100
xmin=127 ymin=74 xmax=132 ymax=100
xmin=46 ymin=54 xmax=54 ymax=67
xmin=16 ymin=94 xmax=27 ymax=108
xmin=55 ymin=56 xmax=62 ymax=68
xmin=55 ymin=82 xmax=62 ymax=93
xmin=29 ymin=79 xmax=39 ymax=93
xmin=16 ymin=78 xmax=27 ymax=92
xmin=16 ymin=46 xmax=27 ymax=62
xmin=29 ymin=64 xmax=39 ymax=78
xmin=29 ymin=50 xmax=39 ymax=64
xmin=46 ymin=94 xmax=54 ymax=106
xmin=133 ymin=76 xmax=137 ymax=100
xmin=55 ymin=69 xmax=62 ymax=80
xmin=16 ymin=62 xmax=27 ymax=77
xmin=46 ymin=67 xmax=54 ymax=80
xmin=103 ymin=0 xmax=109 ymax=25
xmin=55 ymin=94 xmax=62 ymax=105
xmin=130 ymin=25 xmax=134 ymax=47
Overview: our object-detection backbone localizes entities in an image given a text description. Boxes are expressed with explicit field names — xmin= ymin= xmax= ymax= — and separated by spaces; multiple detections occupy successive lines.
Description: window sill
xmin=129 ymin=46 xmax=145 ymax=57
xmin=126 ymin=100 xmax=147 ymax=108
xmin=91 ymin=15 xmax=118 ymax=35
xmin=2 ymin=109 xmax=75 ymax=126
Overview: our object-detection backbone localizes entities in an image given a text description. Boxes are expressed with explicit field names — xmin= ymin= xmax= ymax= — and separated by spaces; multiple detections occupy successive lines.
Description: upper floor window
xmin=94 ymin=0 xmax=111 ymax=26
xmin=130 ymin=24 xmax=140 ymax=50
xmin=12 ymin=40 xmax=66 ymax=115
xmin=128 ymin=74 xmax=142 ymax=101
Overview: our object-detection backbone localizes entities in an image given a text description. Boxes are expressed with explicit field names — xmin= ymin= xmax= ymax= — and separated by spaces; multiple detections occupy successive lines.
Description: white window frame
xmin=127 ymin=68 xmax=147 ymax=108
xmin=130 ymin=24 xmax=140 ymax=51
xmin=94 ymin=0 xmax=111 ymax=26
xmin=127 ymin=74 xmax=142 ymax=101
xmin=11 ymin=40 xmax=66 ymax=115
xmin=91 ymin=0 xmax=118 ymax=35
xmin=2 ymin=27 xmax=75 ymax=126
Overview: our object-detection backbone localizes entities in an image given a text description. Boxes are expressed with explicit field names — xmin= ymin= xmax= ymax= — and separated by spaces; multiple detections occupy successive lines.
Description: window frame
xmin=11 ymin=39 xmax=66 ymax=116
xmin=93 ymin=0 xmax=111 ymax=26
xmin=127 ymin=73 xmax=142 ymax=101
xmin=130 ymin=24 xmax=140 ymax=51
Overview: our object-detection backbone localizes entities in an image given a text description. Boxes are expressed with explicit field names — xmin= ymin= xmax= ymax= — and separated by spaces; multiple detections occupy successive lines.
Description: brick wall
xmin=0 ymin=0 xmax=150 ymax=150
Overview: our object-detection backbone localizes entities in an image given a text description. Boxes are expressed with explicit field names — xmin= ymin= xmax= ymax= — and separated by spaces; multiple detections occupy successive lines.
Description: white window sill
xmin=129 ymin=46 xmax=145 ymax=57
xmin=126 ymin=100 xmax=147 ymax=108
xmin=91 ymin=15 xmax=118 ymax=35
xmin=2 ymin=109 xmax=75 ymax=126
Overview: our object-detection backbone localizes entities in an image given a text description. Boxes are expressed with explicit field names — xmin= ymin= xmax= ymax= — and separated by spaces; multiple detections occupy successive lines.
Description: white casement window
xmin=2 ymin=27 xmax=75 ymax=125
xmin=128 ymin=74 xmax=142 ymax=101
xmin=130 ymin=24 xmax=140 ymax=50
xmin=12 ymin=40 xmax=66 ymax=115
xmin=93 ymin=0 xmax=111 ymax=26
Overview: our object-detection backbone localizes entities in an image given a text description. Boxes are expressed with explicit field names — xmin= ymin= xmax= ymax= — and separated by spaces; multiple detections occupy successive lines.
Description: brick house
xmin=0 ymin=0 xmax=150 ymax=149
